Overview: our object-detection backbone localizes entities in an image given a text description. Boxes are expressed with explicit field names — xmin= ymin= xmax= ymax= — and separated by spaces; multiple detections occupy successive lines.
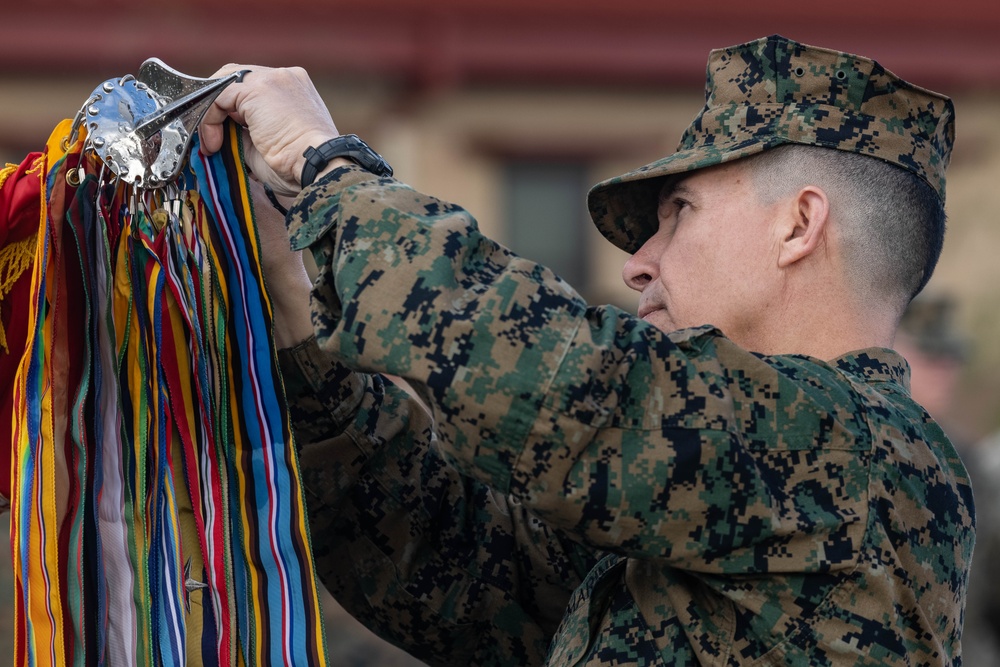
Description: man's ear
xmin=776 ymin=186 xmax=830 ymax=268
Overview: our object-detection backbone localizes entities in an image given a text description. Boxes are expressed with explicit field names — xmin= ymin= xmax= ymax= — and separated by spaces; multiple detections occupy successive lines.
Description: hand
xmin=199 ymin=65 xmax=339 ymax=196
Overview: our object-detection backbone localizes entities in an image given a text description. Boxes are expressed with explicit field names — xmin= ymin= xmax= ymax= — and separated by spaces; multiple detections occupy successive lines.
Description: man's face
xmin=621 ymin=161 xmax=782 ymax=346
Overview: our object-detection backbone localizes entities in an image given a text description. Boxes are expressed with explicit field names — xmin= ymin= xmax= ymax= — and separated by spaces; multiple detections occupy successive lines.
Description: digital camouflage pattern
xmin=276 ymin=164 xmax=974 ymax=665
xmin=588 ymin=34 xmax=956 ymax=255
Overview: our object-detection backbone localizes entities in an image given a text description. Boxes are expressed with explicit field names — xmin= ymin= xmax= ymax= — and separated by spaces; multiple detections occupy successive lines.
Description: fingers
xmin=198 ymin=119 xmax=225 ymax=156
xmin=197 ymin=64 xmax=339 ymax=192
xmin=199 ymin=64 xmax=256 ymax=155
xmin=208 ymin=63 xmax=255 ymax=80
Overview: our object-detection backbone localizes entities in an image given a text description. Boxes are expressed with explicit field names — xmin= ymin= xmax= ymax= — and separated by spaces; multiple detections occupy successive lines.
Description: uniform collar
xmin=832 ymin=348 xmax=910 ymax=391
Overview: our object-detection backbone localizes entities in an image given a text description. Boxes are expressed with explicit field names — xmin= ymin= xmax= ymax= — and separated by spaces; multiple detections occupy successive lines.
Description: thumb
xmin=199 ymin=64 xmax=254 ymax=155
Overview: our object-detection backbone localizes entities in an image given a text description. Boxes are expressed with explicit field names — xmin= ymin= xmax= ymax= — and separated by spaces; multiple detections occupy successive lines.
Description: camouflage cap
xmin=588 ymin=34 xmax=956 ymax=254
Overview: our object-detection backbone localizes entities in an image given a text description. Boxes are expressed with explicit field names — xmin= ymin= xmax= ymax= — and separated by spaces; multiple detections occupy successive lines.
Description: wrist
xmin=290 ymin=132 xmax=336 ymax=189
xmin=298 ymin=135 xmax=393 ymax=189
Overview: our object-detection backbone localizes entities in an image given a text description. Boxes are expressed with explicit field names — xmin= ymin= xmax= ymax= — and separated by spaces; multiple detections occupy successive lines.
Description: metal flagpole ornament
xmin=70 ymin=59 xmax=248 ymax=189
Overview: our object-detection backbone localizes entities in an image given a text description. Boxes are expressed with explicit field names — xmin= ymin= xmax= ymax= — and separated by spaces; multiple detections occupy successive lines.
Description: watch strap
xmin=300 ymin=134 xmax=393 ymax=187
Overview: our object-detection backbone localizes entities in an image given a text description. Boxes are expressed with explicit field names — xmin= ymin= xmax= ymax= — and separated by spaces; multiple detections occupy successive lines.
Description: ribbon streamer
xmin=5 ymin=119 xmax=329 ymax=667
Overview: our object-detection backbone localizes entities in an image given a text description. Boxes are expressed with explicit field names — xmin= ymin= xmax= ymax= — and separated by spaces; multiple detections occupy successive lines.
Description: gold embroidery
xmin=0 ymin=232 xmax=37 ymax=353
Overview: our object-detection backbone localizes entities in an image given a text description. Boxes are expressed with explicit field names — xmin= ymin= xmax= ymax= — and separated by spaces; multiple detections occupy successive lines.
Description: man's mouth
xmin=637 ymin=305 xmax=660 ymax=320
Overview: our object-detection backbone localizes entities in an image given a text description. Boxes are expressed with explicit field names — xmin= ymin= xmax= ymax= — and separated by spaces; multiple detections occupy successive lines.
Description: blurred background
xmin=2 ymin=0 xmax=999 ymax=664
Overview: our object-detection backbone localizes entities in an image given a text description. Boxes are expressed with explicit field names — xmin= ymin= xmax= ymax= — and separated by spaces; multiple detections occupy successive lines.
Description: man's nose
xmin=622 ymin=235 xmax=661 ymax=292
xmin=622 ymin=245 xmax=659 ymax=292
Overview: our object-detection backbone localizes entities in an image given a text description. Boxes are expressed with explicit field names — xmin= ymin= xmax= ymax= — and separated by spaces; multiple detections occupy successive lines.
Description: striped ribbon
xmin=11 ymin=119 xmax=81 ymax=667
xmin=9 ymin=119 xmax=329 ymax=666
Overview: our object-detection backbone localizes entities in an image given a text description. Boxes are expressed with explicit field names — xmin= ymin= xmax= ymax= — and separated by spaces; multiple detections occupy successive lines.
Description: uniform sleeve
xmin=286 ymin=166 xmax=873 ymax=575
xmin=277 ymin=336 xmax=601 ymax=667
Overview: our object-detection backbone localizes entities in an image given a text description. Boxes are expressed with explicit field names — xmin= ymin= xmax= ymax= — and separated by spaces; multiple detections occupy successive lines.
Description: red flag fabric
xmin=0 ymin=152 xmax=44 ymax=502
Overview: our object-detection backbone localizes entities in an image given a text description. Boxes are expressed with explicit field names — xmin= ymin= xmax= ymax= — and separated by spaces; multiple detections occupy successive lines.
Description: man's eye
xmin=673 ymin=198 xmax=690 ymax=213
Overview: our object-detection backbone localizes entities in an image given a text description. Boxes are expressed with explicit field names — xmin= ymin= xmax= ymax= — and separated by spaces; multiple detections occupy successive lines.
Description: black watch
xmin=300 ymin=134 xmax=393 ymax=187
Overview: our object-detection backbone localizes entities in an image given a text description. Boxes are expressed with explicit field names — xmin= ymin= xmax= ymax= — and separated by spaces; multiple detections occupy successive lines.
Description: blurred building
xmin=3 ymin=1 xmax=1000 ymax=313
xmin=2 ymin=1 xmax=1000 ymax=664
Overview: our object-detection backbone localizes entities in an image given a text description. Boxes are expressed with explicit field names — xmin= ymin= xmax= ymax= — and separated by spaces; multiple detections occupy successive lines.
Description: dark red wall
xmin=2 ymin=0 xmax=998 ymax=89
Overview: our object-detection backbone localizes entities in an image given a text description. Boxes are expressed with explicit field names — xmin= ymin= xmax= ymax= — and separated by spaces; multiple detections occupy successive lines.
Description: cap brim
xmin=587 ymin=136 xmax=788 ymax=254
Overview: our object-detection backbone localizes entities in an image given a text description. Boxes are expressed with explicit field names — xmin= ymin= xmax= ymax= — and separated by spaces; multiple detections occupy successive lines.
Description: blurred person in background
xmin=196 ymin=34 xmax=974 ymax=666
xmin=894 ymin=294 xmax=969 ymax=442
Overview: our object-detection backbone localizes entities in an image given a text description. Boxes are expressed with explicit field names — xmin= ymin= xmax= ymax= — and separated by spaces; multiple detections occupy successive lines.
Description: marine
xmin=201 ymin=34 xmax=975 ymax=665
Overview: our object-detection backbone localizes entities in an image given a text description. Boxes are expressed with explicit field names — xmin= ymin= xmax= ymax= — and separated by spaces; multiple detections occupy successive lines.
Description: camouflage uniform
xmin=277 ymin=35 xmax=975 ymax=666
